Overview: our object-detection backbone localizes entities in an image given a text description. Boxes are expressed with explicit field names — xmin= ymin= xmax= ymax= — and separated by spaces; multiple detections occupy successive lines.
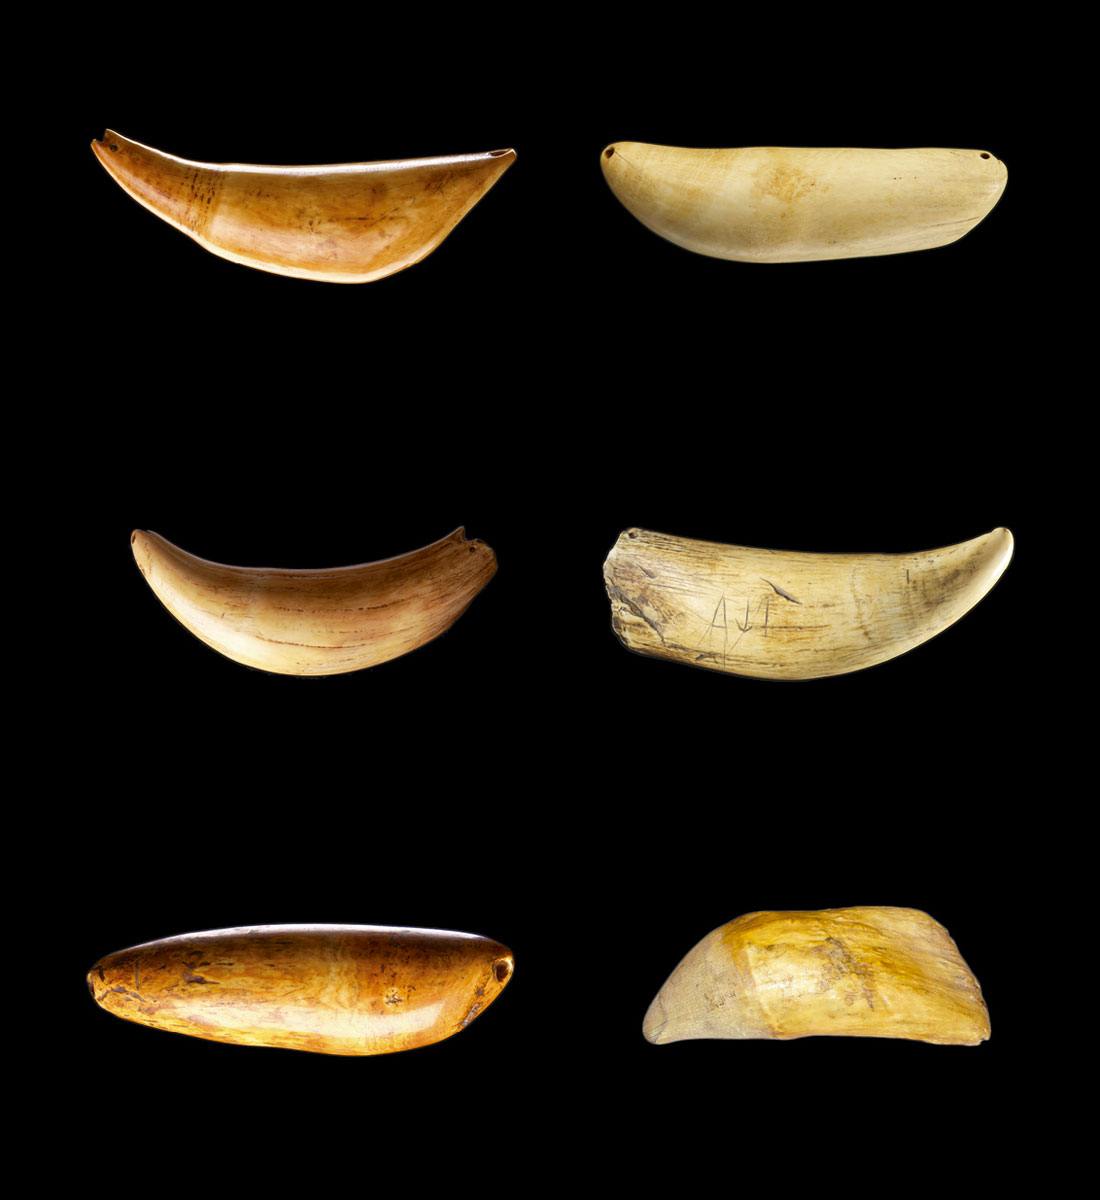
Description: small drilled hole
xmin=980 ymin=152 xmax=990 ymax=159
xmin=469 ymin=544 xmax=478 ymax=553
xmin=494 ymin=959 xmax=512 ymax=983
xmin=627 ymin=530 xmax=638 ymax=538
xmin=605 ymin=147 xmax=615 ymax=159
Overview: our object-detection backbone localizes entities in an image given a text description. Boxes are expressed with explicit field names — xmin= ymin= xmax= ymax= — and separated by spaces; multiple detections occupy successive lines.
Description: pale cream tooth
xmin=603 ymin=527 xmax=1012 ymax=680
xmin=601 ymin=143 xmax=1007 ymax=262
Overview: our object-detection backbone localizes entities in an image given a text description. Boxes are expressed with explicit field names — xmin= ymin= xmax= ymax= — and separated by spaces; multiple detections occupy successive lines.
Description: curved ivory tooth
xmin=600 ymin=143 xmax=1007 ymax=262
xmin=644 ymin=907 xmax=989 ymax=1046
xmin=604 ymin=526 xmax=1012 ymax=680
xmin=132 ymin=527 xmax=496 ymax=675
xmin=92 ymin=130 xmax=516 ymax=282
xmin=89 ymin=925 xmax=514 ymax=1055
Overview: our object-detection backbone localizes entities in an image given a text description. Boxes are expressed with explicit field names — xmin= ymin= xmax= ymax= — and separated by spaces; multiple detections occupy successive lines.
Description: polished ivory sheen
xmin=132 ymin=527 xmax=496 ymax=675
xmin=601 ymin=143 xmax=1007 ymax=262
xmin=88 ymin=925 xmax=514 ymax=1055
xmin=92 ymin=130 xmax=516 ymax=281
xmin=644 ymin=908 xmax=989 ymax=1046
xmin=604 ymin=527 xmax=1012 ymax=680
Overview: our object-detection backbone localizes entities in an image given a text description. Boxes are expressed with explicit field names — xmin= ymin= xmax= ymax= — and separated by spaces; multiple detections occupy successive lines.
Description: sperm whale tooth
xmin=603 ymin=527 xmax=1012 ymax=680
xmin=132 ymin=527 xmax=496 ymax=675
xmin=644 ymin=907 xmax=989 ymax=1046
xmin=88 ymin=924 xmax=514 ymax=1054
xmin=92 ymin=130 xmax=516 ymax=282
xmin=601 ymin=143 xmax=1007 ymax=262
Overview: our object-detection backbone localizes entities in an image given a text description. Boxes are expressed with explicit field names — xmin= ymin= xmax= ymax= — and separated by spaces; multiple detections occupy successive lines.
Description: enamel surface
xmin=89 ymin=924 xmax=514 ymax=1055
xmin=132 ymin=527 xmax=496 ymax=675
xmin=644 ymin=907 xmax=989 ymax=1046
xmin=601 ymin=143 xmax=1007 ymax=262
xmin=604 ymin=527 xmax=1012 ymax=680
xmin=92 ymin=131 xmax=516 ymax=281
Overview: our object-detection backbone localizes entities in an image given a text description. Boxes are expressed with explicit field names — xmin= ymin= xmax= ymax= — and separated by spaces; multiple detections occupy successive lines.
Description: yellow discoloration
xmin=644 ymin=907 xmax=989 ymax=1046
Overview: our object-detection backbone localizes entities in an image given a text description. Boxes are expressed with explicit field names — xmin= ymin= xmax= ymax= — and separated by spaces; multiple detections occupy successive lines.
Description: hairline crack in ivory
xmin=600 ymin=143 xmax=1007 ymax=262
xmin=92 ymin=130 xmax=516 ymax=282
xmin=603 ymin=527 xmax=1012 ymax=680
xmin=644 ymin=907 xmax=989 ymax=1046
xmin=88 ymin=924 xmax=515 ymax=1055
xmin=131 ymin=527 xmax=496 ymax=675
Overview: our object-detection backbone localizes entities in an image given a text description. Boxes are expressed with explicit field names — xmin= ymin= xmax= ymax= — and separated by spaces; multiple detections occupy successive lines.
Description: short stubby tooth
xmin=644 ymin=907 xmax=989 ymax=1047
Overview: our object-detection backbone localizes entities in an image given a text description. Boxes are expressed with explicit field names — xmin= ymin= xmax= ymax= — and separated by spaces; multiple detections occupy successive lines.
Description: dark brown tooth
xmin=88 ymin=925 xmax=514 ymax=1055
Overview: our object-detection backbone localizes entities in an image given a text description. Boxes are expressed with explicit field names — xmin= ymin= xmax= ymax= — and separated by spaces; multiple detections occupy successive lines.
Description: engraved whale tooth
xmin=88 ymin=924 xmax=515 ymax=1055
xmin=644 ymin=907 xmax=989 ymax=1047
xmin=132 ymin=527 xmax=496 ymax=675
xmin=92 ymin=130 xmax=516 ymax=282
xmin=600 ymin=142 xmax=1007 ymax=262
xmin=603 ymin=526 xmax=1012 ymax=680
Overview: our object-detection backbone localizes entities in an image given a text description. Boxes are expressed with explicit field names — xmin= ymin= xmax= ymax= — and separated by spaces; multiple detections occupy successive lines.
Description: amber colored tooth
xmin=92 ymin=130 xmax=516 ymax=282
xmin=601 ymin=143 xmax=1006 ymax=262
xmin=603 ymin=526 xmax=1012 ymax=680
xmin=88 ymin=925 xmax=515 ymax=1055
xmin=132 ymin=527 xmax=495 ymax=675
xmin=644 ymin=907 xmax=989 ymax=1047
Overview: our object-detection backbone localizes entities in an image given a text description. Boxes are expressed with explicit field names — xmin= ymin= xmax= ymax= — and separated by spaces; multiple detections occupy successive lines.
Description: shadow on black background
xmin=59 ymin=14 xmax=1046 ymax=1186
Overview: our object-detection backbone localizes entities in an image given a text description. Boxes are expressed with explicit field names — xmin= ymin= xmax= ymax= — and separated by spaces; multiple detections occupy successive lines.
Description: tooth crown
xmin=92 ymin=131 xmax=516 ymax=282
xmin=132 ymin=527 xmax=496 ymax=675
xmin=644 ymin=907 xmax=990 ymax=1046
xmin=601 ymin=143 xmax=1007 ymax=262
xmin=88 ymin=924 xmax=515 ymax=1055
xmin=604 ymin=527 xmax=1013 ymax=680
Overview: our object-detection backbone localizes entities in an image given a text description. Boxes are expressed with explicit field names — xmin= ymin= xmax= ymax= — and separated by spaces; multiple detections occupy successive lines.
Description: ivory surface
xmin=604 ymin=527 xmax=1012 ymax=680
xmin=88 ymin=925 xmax=514 ymax=1055
xmin=601 ymin=143 xmax=1007 ymax=262
xmin=92 ymin=131 xmax=515 ymax=282
xmin=644 ymin=907 xmax=989 ymax=1046
xmin=132 ymin=527 xmax=496 ymax=675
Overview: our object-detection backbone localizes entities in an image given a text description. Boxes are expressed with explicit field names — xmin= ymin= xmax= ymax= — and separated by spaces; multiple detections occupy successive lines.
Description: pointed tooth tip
xmin=990 ymin=526 xmax=1014 ymax=569
xmin=642 ymin=995 xmax=672 ymax=1044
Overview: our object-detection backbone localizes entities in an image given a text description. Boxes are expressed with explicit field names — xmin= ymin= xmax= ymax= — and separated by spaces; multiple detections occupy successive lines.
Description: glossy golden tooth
xmin=92 ymin=130 xmax=516 ymax=282
xmin=604 ymin=527 xmax=1012 ymax=680
xmin=601 ymin=143 xmax=1006 ymax=262
xmin=644 ymin=907 xmax=989 ymax=1046
xmin=132 ymin=527 xmax=496 ymax=675
xmin=88 ymin=924 xmax=515 ymax=1055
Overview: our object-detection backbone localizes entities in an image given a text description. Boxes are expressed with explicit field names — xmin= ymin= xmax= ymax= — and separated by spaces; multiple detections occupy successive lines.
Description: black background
xmin=64 ymin=13 xmax=1045 ymax=1184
